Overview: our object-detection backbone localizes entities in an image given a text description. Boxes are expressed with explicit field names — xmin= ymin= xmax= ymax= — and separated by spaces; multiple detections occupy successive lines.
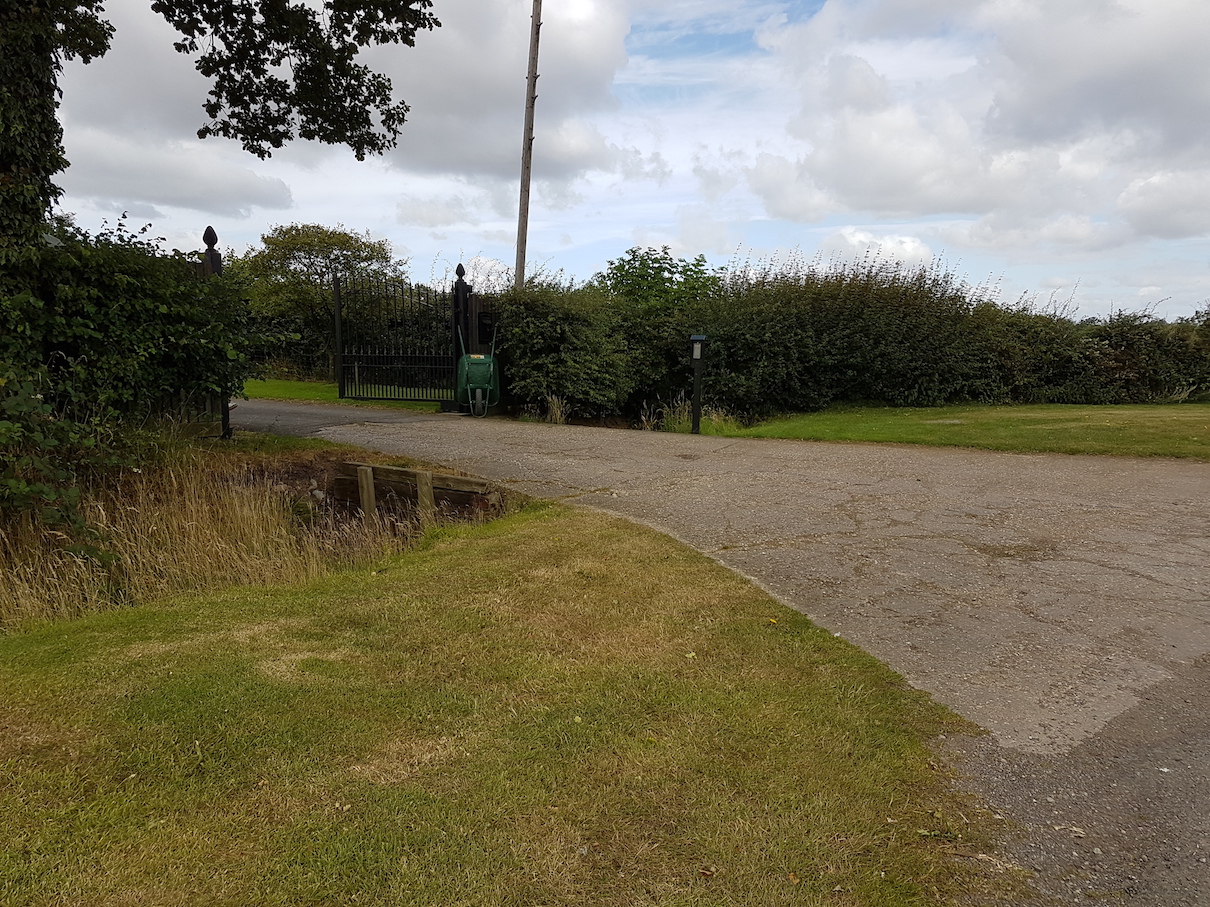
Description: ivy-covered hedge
xmin=496 ymin=248 xmax=1210 ymax=421
xmin=1 ymin=218 xmax=258 ymax=526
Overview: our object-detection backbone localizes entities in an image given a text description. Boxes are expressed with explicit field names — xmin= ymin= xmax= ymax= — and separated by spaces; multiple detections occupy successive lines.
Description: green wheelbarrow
xmin=455 ymin=327 xmax=500 ymax=417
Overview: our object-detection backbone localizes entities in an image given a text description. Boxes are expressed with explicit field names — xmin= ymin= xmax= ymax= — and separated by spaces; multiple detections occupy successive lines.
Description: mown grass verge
xmin=0 ymin=504 xmax=1019 ymax=906
xmin=244 ymin=378 xmax=440 ymax=413
xmin=731 ymin=402 xmax=1210 ymax=460
xmin=247 ymin=378 xmax=1209 ymax=461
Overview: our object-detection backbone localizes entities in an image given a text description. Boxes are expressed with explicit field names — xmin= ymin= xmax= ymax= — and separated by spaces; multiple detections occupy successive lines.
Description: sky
xmin=56 ymin=0 xmax=1210 ymax=320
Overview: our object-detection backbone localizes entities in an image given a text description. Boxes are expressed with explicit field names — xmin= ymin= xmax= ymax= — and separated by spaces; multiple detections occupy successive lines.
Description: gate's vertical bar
xmin=333 ymin=275 xmax=345 ymax=399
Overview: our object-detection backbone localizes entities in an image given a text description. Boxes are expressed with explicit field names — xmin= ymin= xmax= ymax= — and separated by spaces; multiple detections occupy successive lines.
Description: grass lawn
xmin=0 ymin=505 xmax=1013 ymax=906
xmin=249 ymin=379 xmax=1209 ymax=461
xmin=732 ymin=402 xmax=1210 ymax=460
xmin=244 ymin=378 xmax=441 ymax=413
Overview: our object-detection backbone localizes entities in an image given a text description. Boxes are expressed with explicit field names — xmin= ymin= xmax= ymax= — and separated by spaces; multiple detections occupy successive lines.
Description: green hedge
xmin=496 ymin=248 xmax=1210 ymax=421
xmin=496 ymin=283 xmax=635 ymax=418
xmin=1 ymin=218 xmax=259 ymax=526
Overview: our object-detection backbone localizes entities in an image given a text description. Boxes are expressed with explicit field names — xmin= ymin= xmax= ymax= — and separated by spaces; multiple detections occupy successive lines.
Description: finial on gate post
xmin=453 ymin=264 xmax=471 ymax=355
xmin=202 ymin=225 xmax=222 ymax=277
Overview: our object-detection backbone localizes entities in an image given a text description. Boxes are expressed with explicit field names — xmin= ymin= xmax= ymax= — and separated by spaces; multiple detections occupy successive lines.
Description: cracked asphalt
xmin=235 ymin=399 xmax=1210 ymax=905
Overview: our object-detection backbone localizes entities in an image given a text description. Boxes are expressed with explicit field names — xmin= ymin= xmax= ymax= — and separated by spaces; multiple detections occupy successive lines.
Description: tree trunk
xmin=0 ymin=4 xmax=69 ymax=254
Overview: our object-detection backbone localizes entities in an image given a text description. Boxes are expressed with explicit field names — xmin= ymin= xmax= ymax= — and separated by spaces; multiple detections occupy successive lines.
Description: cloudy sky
xmin=57 ymin=0 xmax=1210 ymax=319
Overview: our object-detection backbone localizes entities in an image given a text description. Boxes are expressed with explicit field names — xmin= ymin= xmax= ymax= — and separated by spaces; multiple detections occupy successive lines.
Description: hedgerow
xmin=495 ymin=282 xmax=635 ymax=419
xmin=497 ymin=248 xmax=1210 ymax=420
xmin=1 ymin=218 xmax=259 ymax=528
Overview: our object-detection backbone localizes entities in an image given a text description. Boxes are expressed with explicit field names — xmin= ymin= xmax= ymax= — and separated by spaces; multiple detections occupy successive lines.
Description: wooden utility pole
xmin=514 ymin=0 xmax=542 ymax=291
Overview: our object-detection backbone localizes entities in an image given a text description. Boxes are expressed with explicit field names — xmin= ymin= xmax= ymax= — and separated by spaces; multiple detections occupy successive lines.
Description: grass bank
xmin=0 ymin=504 xmax=1018 ymax=906
xmin=731 ymin=402 xmax=1210 ymax=460
xmin=0 ymin=434 xmax=433 ymax=628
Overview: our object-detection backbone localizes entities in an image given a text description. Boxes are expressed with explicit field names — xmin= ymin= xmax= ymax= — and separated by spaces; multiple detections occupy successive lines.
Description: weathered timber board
xmin=341 ymin=462 xmax=493 ymax=495
xmin=331 ymin=463 xmax=502 ymax=515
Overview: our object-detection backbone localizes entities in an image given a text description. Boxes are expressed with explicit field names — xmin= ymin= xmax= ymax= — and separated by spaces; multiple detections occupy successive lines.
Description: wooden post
xmin=357 ymin=465 xmax=377 ymax=516
xmin=416 ymin=470 xmax=436 ymax=525
xmin=200 ymin=226 xmax=232 ymax=440
xmin=514 ymin=0 xmax=543 ymax=291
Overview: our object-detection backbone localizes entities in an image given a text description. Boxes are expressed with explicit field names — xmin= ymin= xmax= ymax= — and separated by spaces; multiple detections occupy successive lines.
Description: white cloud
xmin=1117 ymin=171 xmax=1210 ymax=239
xmin=367 ymin=0 xmax=632 ymax=184
xmin=58 ymin=128 xmax=292 ymax=218
xmin=824 ymin=54 xmax=892 ymax=111
xmin=396 ymin=195 xmax=482 ymax=228
xmin=746 ymin=154 xmax=833 ymax=221
xmin=981 ymin=0 xmax=1210 ymax=153
xmin=677 ymin=205 xmax=734 ymax=255
xmin=693 ymin=157 xmax=740 ymax=203
xmin=820 ymin=226 xmax=934 ymax=267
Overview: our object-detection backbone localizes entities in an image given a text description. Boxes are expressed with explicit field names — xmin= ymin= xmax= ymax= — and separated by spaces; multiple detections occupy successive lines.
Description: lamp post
xmin=690 ymin=334 xmax=706 ymax=435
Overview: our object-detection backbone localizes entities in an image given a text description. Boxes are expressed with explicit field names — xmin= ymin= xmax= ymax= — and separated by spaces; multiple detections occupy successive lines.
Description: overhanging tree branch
xmin=151 ymin=0 xmax=440 ymax=160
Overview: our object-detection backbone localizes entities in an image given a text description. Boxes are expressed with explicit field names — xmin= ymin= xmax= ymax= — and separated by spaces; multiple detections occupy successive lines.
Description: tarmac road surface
xmin=235 ymin=399 xmax=1210 ymax=905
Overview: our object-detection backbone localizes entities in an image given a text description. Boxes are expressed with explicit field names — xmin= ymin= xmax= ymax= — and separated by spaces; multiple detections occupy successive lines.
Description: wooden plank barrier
xmin=331 ymin=462 xmax=502 ymax=520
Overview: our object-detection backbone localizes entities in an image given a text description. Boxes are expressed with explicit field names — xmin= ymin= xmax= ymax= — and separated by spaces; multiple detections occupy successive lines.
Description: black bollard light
xmin=690 ymin=334 xmax=706 ymax=434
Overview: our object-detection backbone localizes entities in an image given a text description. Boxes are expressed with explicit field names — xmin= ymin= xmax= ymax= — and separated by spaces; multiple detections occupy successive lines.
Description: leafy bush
xmin=494 ymin=249 xmax=1210 ymax=422
xmin=593 ymin=247 xmax=720 ymax=410
xmin=1 ymin=218 xmax=259 ymax=527
xmin=226 ymin=223 xmax=410 ymax=379
xmin=496 ymin=282 xmax=635 ymax=419
xmin=2 ymin=218 xmax=252 ymax=411
xmin=0 ymin=371 xmax=91 ymax=529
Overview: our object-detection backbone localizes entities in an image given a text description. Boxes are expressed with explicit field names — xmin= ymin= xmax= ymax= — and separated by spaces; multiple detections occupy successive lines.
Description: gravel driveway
xmin=236 ymin=399 xmax=1210 ymax=905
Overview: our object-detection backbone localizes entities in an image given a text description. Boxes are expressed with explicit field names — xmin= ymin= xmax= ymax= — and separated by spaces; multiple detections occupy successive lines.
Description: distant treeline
xmin=495 ymin=248 xmax=1210 ymax=421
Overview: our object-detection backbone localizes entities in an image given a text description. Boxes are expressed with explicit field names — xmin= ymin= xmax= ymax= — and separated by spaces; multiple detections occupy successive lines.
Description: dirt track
xmin=236 ymin=400 xmax=1210 ymax=905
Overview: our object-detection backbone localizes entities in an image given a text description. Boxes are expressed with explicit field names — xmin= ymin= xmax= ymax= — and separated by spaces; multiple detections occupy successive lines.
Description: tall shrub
xmin=496 ymin=282 xmax=634 ymax=418
xmin=495 ymin=250 xmax=1210 ymax=423
xmin=593 ymin=247 xmax=722 ymax=410
xmin=1 ymin=218 xmax=257 ymax=526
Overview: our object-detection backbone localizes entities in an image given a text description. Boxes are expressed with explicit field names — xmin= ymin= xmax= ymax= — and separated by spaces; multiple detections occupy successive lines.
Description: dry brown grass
xmin=0 ymin=443 xmax=418 ymax=628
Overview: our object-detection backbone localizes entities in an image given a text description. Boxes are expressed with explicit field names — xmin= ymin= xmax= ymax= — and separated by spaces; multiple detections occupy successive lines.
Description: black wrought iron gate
xmin=333 ymin=266 xmax=496 ymax=403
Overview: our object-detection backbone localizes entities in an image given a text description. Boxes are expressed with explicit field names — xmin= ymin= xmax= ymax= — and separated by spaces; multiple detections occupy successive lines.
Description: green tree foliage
xmin=227 ymin=224 xmax=409 ymax=377
xmin=0 ymin=2 xmax=112 ymax=251
xmin=0 ymin=1 xmax=438 ymax=249
xmin=151 ymin=0 xmax=439 ymax=160
xmin=496 ymin=249 xmax=715 ymax=420
xmin=593 ymin=247 xmax=721 ymax=408
xmin=595 ymin=246 xmax=720 ymax=312
xmin=2 ymin=2 xmax=437 ymax=529
xmin=497 ymin=283 xmax=635 ymax=420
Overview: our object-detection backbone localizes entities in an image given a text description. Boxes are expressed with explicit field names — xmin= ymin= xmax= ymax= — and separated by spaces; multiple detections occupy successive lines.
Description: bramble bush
xmin=496 ymin=247 xmax=1210 ymax=421
xmin=1 ymin=217 xmax=259 ymax=528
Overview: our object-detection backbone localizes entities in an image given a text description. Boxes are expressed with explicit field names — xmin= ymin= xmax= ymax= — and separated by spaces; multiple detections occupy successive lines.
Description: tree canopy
xmin=226 ymin=223 xmax=409 ymax=377
xmin=151 ymin=1 xmax=439 ymax=160
xmin=229 ymin=223 xmax=407 ymax=317
xmin=0 ymin=1 xmax=439 ymax=250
